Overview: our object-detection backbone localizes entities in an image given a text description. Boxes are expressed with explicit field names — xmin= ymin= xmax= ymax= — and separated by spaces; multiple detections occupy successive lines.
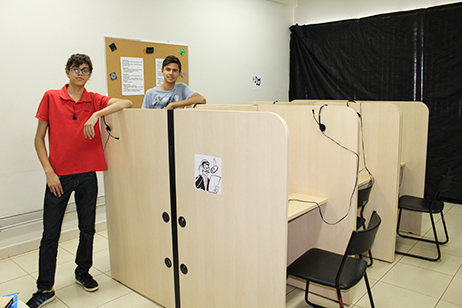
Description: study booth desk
xmin=290 ymin=100 xmax=429 ymax=237
xmin=103 ymin=102 xmax=427 ymax=307
xmin=103 ymin=106 xmax=361 ymax=307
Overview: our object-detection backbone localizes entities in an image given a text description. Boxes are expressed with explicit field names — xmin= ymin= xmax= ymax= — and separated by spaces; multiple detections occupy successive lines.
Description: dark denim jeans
xmin=37 ymin=172 xmax=98 ymax=290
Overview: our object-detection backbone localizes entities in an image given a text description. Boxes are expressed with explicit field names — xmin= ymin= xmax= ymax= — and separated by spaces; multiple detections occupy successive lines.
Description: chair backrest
xmin=429 ymin=168 xmax=453 ymax=208
xmin=435 ymin=168 xmax=453 ymax=196
xmin=346 ymin=211 xmax=381 ymax=257
xmin=335 ymin=211 xmax=381 ymax=287
xmin=357 ymin=182 xmax=373 ymax=209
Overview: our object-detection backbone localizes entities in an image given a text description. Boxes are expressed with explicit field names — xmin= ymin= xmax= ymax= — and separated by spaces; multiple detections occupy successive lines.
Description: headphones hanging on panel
xmin=346 ymin=100 xmax=362 ymax=118
xmin=312 ymin=104 xmax=327 ymax=132
xmin=318 ymin=104 xmax=327 ymax=132
xmin=310 ymin=103 xmax=362 ymax=225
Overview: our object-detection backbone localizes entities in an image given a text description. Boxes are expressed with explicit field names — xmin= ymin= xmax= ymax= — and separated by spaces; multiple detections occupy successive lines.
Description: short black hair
xmin=65 ymin=54 xmax=93 ymax=72
xmin=162 ymin=55 xmax=181 ymax=72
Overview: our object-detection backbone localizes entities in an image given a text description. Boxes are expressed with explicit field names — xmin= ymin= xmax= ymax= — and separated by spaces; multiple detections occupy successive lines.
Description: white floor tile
xmin=285 ymin=287 xmax=345 ymax=308
xmin=365 ymin=257 xmax=399 ymax=281
xmin=442 ymin=277 xmax=462 ymax=305
xmin=435 ymin=300 xmax=462 ymax=308
xmin=0 ymin=275 xmax=36 ymax=303
xmin=380 ymin=262 xmax=452 ymax=299
xmin=97 ymin=230 xmax=108 ymax=239
xmin=356 ymin=281 xmax=439 ymax=308
xmin=349 ymin=277 xmax=378 ymax=306
xmin=96 ymin=292 xmax=163 ymax=308
xmin=400 ymin=247 xmax=462 ymax=276
xmin=456 ymin=266 xmax=462 ymax=279
xmin=0 ymin=259 xmax=28 ymax=284
xmin=447 ymin=204 xmax=462 ymax=216
xmin=92 ymin=249 xmax=111 ymax=274
xmin=52 ymin=274 xmax=131 ymax=308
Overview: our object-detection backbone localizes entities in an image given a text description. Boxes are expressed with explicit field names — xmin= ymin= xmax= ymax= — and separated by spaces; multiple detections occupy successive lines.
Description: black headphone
xmin=318 ymin=104 xmax=327 ymax=132
xmin=102 ymin=116 xmax=119 ymax=140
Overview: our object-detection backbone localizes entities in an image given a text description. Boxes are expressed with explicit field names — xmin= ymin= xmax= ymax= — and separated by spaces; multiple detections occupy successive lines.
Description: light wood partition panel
xmin=352 ymin=103 xmax=402 ymax=261
xmin=174 ymin=110 xmax=289 ymax=308
xmin=188 ymin=104 xmax=258 ymax=111
xmin=256 ymin=105 xmax=360 ymax=259
xmin=103 ymin=110 xmax=175 ymax=308
xmin=257 ymin=105 xmax=360 ymax=301
xmin=103 ymin=109 xmax=290 ymax=308
xmin=359 ymin=101 xmax=429 ymax=234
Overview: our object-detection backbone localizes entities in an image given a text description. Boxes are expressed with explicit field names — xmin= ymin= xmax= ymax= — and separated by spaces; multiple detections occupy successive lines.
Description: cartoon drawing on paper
xmin=195 ymin=155 xmax=222 ymax=195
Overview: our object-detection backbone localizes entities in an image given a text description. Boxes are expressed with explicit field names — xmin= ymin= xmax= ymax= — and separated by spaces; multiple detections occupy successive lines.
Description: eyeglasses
xmin=70 ymin=67 xmax=91 ymax=76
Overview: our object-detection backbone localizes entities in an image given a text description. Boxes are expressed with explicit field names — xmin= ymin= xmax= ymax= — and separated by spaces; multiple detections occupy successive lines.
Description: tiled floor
xmin=1 ymin=203 xmax=461 ymax=308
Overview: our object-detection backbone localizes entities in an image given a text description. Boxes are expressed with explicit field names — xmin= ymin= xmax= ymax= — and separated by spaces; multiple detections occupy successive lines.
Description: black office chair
xmin=396 ymin=168 xmax=453 ymax=261
xmin=357 ymin=182 xmax=373 ymax=266
xmin=287 ymin=211 xmax=381 ymax=308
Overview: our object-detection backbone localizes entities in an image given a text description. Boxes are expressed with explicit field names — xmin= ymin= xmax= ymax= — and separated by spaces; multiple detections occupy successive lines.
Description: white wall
xmin=294 ymin=0 xmax=462 ymax=24
xmin=0 ymin=0 xmax=293 ymax=220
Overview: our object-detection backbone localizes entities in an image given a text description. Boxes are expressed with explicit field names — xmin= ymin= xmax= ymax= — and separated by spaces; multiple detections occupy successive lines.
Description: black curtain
xmin=290 ymin=2 xmax=462 ymax=202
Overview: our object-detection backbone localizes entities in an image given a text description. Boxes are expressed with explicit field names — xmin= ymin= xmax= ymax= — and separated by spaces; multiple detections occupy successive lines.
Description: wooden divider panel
xmin=103 ymin=110 xmax=175 ymax=307
xmin=174 ymin=109 xmax=289 ymax=308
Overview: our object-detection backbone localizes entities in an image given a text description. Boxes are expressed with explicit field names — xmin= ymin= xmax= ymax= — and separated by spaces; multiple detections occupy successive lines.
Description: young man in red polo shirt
xmin=26 ymin=54 xmax=132 ymax=308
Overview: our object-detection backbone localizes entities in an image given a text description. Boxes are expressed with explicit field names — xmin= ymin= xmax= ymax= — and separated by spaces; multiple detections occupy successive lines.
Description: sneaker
xmin=26 ymin=289 xmax=55 ymax=308
xmin=75 ymin=272 xmax=99 ymax=292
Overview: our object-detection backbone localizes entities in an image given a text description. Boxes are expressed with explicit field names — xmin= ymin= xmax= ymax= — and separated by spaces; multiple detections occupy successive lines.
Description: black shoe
xmin=26 ymin=289 xmax=56 ymax=308
xmin=75 ymin=272 xmax=99 ymax=292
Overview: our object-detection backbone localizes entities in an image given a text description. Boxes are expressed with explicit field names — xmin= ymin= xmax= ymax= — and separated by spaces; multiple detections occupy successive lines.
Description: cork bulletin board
xmin=105 ymin=37 xmax=189 ymax=108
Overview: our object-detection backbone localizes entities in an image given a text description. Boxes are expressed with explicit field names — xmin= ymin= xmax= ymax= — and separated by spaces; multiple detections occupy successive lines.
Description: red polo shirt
xmin=36 ymin=84 xmax=111 ymax=176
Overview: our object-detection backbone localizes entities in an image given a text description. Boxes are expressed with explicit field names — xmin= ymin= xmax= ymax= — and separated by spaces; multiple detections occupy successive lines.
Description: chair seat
xmin=399 ymin=195 xmax=444 ymax=213
xmin=287 ymin=248 xmax=367 ymax=290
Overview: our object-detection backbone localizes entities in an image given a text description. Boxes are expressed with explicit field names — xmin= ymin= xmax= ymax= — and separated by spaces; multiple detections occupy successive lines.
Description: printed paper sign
xmin=194 ymin=154 xmax=222 ymax=195
xmin=121 ymin=57 xmax=144 ymax=96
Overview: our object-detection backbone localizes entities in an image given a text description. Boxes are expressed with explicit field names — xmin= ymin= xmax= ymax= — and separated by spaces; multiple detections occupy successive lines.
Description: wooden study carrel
xmin=104 ymin=37 xmax=189 ymax=108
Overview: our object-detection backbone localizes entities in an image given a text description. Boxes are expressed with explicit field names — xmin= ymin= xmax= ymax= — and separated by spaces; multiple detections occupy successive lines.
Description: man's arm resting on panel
xmin=83 ymin=98 xmax=133 ymax=139
xmin=164 ymin=93 xmax=206 ymax=109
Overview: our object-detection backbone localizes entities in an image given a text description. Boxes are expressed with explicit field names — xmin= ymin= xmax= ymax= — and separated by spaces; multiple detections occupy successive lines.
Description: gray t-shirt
xmin=141 ymin=83 xmax=196 ymax=109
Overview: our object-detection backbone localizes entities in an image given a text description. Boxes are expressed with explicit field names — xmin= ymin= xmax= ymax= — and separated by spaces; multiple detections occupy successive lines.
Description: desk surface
xmin=288 ymin=193 xmax=328 ymax=221
xmin=358 ymin=162 xmax=405 ymax=189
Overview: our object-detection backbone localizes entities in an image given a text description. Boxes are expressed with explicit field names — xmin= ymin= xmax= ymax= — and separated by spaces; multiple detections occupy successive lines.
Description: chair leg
xmin=336 ymin=288 xmax=344 ymax=308
xmin=439 ymin=211 xmax=450 ymax=245
xmin=303 ymin=281 xmax=324 ymax=308
xmin=364 ymin=272 xmax=375 ymax=308
xmin=396 ymin=209 xmax=447 ymax=261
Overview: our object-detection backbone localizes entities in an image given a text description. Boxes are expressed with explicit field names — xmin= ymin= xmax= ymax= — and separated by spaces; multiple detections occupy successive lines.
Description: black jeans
xmin=37 ymin=172 xmax=98 ymax=290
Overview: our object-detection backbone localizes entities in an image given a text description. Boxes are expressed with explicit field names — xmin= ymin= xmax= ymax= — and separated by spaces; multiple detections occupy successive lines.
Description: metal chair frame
xmin=396 ymin=168 xmax=452 ymax=261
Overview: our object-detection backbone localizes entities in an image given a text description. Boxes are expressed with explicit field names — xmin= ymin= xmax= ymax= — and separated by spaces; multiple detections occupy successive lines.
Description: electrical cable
xmin=312 ymin=106 xmax=360 ymax=225
xmin=347 ymin=101 xmax=375 ymax=186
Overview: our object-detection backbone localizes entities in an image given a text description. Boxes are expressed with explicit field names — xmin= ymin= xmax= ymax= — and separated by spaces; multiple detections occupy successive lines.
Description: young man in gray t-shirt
xmin=142 ymin=55 xmax=206 ymax=109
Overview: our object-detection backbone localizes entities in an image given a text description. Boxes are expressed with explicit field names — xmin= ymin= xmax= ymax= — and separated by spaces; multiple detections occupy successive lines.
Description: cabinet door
xmin=104 ymin=110 xmax=175 ymax=308
xmin=174 ymin=110 xmax=289 ymax=308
